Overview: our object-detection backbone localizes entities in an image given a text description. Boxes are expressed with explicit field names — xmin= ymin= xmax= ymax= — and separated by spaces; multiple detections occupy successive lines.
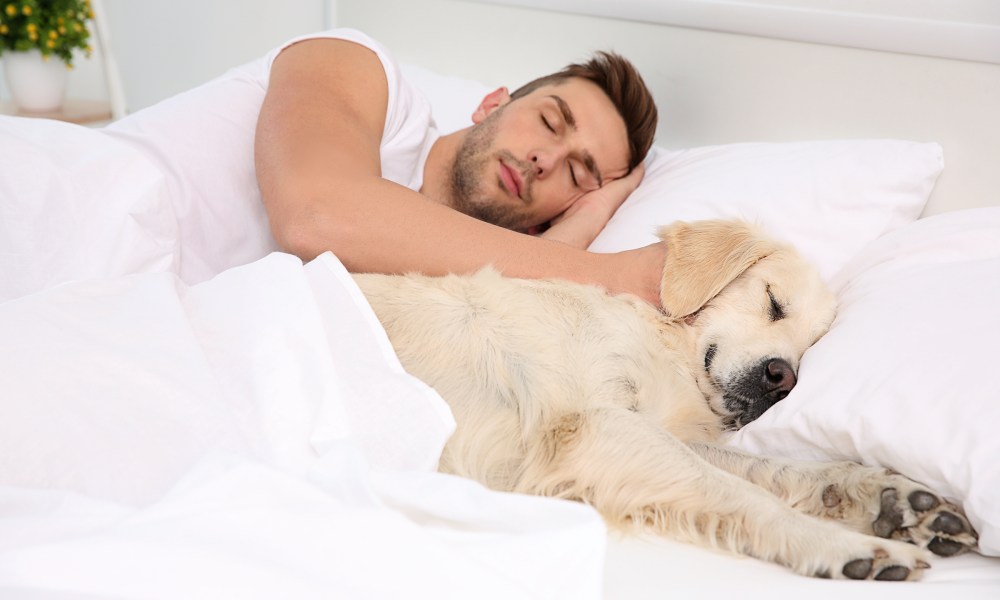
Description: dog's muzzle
xmin=723 ymin=357 xmax=797 ymax=427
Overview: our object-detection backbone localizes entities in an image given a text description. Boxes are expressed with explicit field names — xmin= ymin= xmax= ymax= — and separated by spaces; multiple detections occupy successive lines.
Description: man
xmin=255 ymin=30 xmax=667 ymax=307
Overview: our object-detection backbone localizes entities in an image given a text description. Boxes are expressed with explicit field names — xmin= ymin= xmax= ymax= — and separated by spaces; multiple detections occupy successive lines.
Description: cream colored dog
xmin=355 ymin=219 xmax=977 ymax=581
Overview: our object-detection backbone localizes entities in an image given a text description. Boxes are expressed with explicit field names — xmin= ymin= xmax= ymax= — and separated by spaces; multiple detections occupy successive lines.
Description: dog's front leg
xmin=514 ymin=408 xmax=930 ymax=580
xmin=686 ymin=443 xmax=978 ymax=557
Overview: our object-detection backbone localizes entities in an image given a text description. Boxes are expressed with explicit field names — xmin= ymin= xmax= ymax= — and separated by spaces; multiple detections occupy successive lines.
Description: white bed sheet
xmin=0 ymin=253 xmax=605 ymax=600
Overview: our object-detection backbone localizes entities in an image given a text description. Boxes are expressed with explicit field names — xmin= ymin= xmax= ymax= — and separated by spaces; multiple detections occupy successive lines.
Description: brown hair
xmin=510 ymin=51 xmax=658 ymax=171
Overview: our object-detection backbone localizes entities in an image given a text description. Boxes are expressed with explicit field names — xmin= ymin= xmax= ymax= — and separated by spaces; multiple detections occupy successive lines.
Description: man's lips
xmin=499 ymin=161 xmax=523 ymax=199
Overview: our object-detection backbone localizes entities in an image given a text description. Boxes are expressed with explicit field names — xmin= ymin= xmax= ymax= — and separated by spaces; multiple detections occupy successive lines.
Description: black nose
xmin=762 ymin=358 xmax=796 ymax=401
xmin=723 ymin=357 xmax=801 ymax=428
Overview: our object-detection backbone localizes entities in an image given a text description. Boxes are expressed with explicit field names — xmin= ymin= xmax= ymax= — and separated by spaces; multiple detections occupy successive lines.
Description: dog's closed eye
xmin=766 ymin=285 xmax=785 ymax=322
xmin=704 ymin=344 xmax=718 ymax=372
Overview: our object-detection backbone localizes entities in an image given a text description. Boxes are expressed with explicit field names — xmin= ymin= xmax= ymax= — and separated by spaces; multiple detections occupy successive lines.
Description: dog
xmin=354 ymin=219 xmax=978 ymax=581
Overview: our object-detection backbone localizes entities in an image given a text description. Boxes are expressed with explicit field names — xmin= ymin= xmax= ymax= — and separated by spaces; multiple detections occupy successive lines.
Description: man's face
xmin=448 ymin=78 xmax=631 ymax=232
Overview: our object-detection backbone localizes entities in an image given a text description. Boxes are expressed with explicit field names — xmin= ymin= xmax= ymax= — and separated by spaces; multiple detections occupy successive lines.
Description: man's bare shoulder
xmin=270 ymin=37 xmax=387 ymax=105
xmin=263 ymin=36 xmax=389 ymax=142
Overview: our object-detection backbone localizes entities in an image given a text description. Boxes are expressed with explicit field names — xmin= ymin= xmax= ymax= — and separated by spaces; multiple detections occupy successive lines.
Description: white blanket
xmin=0 ymin=252 xmax=605 ymax=599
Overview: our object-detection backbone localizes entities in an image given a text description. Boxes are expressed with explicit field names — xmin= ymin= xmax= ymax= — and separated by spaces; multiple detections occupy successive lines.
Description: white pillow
xmin=728 ymin=208 xmax=1000 ymax=556
xmin=401 ymin=63 xmax=493 ymax=135
xmin=590 ymin=141 xmax=943 ymax=282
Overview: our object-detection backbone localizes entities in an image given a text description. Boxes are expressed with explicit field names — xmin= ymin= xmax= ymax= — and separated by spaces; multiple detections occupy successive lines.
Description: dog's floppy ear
xmin=657 ymin=220 xmax=778 ymax=318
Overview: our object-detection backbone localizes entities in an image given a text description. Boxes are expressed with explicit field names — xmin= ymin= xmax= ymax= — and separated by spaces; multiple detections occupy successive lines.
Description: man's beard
xmin=448 ymin=106 xmax=534 ymax=231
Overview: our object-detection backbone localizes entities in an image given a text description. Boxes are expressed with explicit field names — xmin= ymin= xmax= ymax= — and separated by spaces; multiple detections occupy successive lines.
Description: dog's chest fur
xmin=355 ymin=267 xmax=722 ymax=489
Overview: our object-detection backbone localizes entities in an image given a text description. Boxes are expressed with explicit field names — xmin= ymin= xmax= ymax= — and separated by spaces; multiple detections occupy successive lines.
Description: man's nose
xmin=529 ymin=147 xmax=565 ymax=179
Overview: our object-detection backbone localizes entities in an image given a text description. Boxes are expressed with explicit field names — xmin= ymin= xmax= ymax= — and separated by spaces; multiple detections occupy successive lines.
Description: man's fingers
xmin=622 ymin=162 xmax=646 ymax=193
xmin=547 ymin=162 xmax=647 ymax=229
xmin=592 ymin=161 xmax=646 ymax=211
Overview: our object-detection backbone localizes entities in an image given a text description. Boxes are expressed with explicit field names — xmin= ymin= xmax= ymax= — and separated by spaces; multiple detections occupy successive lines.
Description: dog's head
xmin=658 ymin=220 xmax=836 ymax=429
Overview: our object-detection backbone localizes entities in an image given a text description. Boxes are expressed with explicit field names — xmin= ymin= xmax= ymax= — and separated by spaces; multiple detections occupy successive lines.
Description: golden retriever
xmin=354 ymin=219 xmax=977 ymax=581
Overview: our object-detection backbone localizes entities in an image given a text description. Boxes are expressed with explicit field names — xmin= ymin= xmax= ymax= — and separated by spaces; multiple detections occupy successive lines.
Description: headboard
xmin=333 ymin=0 xmax=1000 ymax=217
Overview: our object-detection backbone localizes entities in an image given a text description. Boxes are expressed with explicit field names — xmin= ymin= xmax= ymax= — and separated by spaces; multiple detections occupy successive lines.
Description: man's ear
xmin=472 ymin=87 xmax=511 ymax=124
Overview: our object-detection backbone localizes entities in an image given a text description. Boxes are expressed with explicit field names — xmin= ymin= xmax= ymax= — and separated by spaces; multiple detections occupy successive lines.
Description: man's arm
xmin=254 ymin=39 xmax=666 ymax=306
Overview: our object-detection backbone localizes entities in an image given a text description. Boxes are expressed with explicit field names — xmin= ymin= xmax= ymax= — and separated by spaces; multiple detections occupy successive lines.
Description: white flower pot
xmin=3 ymin=49 xmax=69 ymax=113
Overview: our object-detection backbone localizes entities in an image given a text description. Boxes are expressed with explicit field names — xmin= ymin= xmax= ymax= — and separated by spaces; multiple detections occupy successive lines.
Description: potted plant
xmin=1 ymin=0 xmax=93 ymax=113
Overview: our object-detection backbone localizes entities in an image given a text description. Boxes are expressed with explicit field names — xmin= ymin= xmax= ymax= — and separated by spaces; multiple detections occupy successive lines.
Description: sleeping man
xmin=100 ymin=28 xmax=667 ymax=306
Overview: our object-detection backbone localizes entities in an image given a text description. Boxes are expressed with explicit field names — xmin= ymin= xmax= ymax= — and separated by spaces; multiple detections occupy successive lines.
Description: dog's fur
xmin=354 ymin=219 xmax=977 ymax=581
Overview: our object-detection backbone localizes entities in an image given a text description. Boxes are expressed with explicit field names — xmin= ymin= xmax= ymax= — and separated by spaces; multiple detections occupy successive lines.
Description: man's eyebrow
xmin=548 ymin=94 xmax=603 ymax=186
xmin=549 ymin=94 xmax=577 ymax=129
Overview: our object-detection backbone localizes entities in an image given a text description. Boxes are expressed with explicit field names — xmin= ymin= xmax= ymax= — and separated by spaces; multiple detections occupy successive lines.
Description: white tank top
xmin=104 ymin=29 xmax=439 ymax=284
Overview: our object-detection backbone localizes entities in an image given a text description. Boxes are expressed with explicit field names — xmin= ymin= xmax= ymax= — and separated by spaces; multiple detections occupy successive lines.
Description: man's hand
xmin=612 ymin=240 xmax=668 ymax=309
xmin=538 ymin=163 xmax=645 ymax=249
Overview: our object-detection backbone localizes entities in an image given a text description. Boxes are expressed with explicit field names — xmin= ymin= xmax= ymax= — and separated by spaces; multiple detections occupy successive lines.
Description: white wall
xmin=468 ymin=0 xmax=1000 ymax=65
xmin=1 ymin=0 xmax=327 ymax=113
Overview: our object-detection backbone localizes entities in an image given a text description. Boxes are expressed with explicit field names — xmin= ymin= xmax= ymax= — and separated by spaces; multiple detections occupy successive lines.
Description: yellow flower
xmin=73 ymin=22 xmax=81 ymax=32
xmin=4 ymin=4 xmax=15 ymax=17
xmin=46 ymin=39 xmax=55 ymax=48
xmin=48 ymin=30 xmax=58 ymax=39
xmin=58 ymin=26 xmax=66 ymax=34
xmin=21 ymin=5 xmax=30 ymax=16
xmin=0 ymin=24 xmax=7 ymax=35
xmin=28 ymin=30 xmax=37 ymax=41
xmin=26 ymin=22 xmax=36 ymax=32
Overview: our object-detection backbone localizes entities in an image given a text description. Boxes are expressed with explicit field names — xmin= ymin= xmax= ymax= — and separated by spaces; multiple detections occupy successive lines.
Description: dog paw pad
xmin=873 ymin=488 xmax=904 ymax=538
xmin=842 ymin=558 xmax=874 ymax=580
xmin=908 ymin=490 xmax=940 ymax=512
xmin=928 ymin=537 xmax=967 ymax=557
xmin=874 ymin=565 xmax=911 ymax=581
xmin=822 ymin=484 xmax=842 ymax=508
xmin=931 ymin=512 xmax=965 ymax=536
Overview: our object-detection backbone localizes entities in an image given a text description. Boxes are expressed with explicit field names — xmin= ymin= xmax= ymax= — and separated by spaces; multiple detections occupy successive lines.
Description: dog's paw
xmin=819 ymin=468 xmax=979 ymax=557
xmin=837 ymin=545 xmax=929 ymax=581
xmin=872 ymin=485 xmax=978 ymax=557
xmin=804 ymin=533 xmax=931 ymax=581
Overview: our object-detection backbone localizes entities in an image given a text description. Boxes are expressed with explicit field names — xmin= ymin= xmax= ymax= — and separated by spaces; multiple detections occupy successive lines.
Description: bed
xmin=1 ymin=0 xmax=999 ymax=597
